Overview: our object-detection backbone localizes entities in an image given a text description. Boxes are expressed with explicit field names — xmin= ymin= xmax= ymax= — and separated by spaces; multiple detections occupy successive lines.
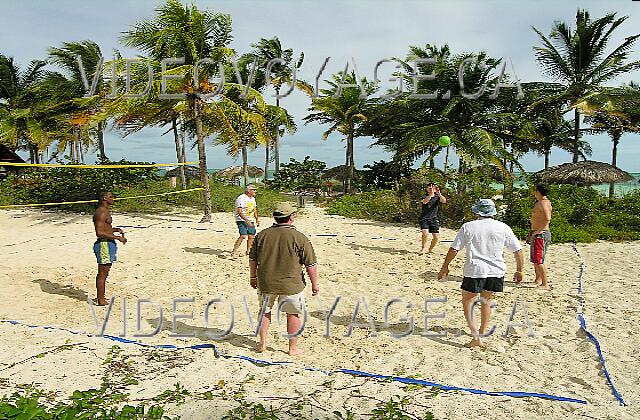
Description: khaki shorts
xmin=258 ymin=291 xmax=305 ymax=314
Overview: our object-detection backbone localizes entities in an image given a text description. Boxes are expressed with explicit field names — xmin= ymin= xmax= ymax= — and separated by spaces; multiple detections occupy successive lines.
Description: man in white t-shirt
xmin=232 ymin=185 xmax=260 ymax=257
xmin=438 ymin=199 xmax=524 ymax=348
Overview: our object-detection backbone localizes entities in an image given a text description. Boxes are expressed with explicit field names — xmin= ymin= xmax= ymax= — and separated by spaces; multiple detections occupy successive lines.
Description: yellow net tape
xmin=0 ymin=162 xmax=198 ymax=168
xmin=0 ymin=188 xmax=204 ymax=209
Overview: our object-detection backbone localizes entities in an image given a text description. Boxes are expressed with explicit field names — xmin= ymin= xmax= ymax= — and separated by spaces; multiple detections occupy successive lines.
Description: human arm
xmin=255 ymin=207 xmax=260 ymax=227
xmin=306 ymin=264 xmax=319 ymax=296
xmin=249 ymin=259 xmax=258 ymax=289
xmin=435 ymin=186 xmax=447 ymax=204
xmin=438 ymin=247 xmax=459 ymax=279
xmin=513 ymin=249 xmax=524 ymax=284
xmin=236 ymin=206 xmax=254 ymax=225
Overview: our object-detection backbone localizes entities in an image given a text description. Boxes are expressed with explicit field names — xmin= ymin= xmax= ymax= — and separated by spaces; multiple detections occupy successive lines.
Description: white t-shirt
xmin=235 ymin=194 xmax=257 ymax=222
xmin=451 ymin=218 xmax=522 ymax=278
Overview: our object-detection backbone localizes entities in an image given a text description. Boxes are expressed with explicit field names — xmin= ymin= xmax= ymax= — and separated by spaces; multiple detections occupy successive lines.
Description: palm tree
xmin=304 ymin=72 xmax=374 ymax=193
xmin=264 ymin=104 xmax=296 ymax=179
xmin=582 ymin=83 xmax=640 ymax=196
xmin=48 ymin=40 xmax=109 ymax=161
xmin=240 ymin=37 xmax=305 ymax=178
xmin=533 ymin=9 xmax=640 ymax=163
xmin=0 ymin=55 xmax=51 ymax=162
xmin=362 ymin=45 xmax=520 ymax=179
xmin=121 ymin=0 xmax=234 ymax=222
xmin=213 ymin=86 xmax=269 ymax=186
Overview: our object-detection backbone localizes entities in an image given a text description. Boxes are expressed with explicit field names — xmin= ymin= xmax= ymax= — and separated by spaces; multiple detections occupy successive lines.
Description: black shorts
xmin=461 ymin=276 xmax=504 ymax=293
xmin=419 ymin=218 xmax=439 ymax=233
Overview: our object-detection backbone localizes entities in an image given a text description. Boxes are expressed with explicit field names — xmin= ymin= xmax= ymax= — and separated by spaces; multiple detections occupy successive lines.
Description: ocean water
xmin=491 ymin=173 xmax=640 ymax=197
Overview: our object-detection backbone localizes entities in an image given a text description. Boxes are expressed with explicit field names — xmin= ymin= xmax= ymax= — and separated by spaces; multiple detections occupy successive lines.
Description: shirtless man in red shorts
xmin=527 ymin=184 xmax=552 ymax=290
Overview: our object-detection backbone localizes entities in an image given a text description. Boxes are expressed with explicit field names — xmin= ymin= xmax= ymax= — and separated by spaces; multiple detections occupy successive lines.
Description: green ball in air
xmin=438 ymin=135 xmax=451 ymax=146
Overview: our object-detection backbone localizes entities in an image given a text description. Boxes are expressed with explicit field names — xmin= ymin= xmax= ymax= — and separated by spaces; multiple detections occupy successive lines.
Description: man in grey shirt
xmin=249 ymin=202 xmax=319 ymax=356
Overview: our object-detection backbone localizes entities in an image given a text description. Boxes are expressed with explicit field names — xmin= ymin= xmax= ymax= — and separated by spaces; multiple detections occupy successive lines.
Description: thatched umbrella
xmin=166 ymin=165 xmax=200 ymax=180
xmin=215 ymin=165 xmax=264 ymax=184
xmin=534 ymin=161 xmax=633 ymax=185
xmin=322 ymin=165 xmax=360 ymax=180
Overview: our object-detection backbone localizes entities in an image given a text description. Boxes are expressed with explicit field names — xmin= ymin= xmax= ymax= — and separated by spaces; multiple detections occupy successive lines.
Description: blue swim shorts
xmin=94 ymin=239 xmax=117 ymax=265
xmin=236 ymin=221 xmax=256 ymax=236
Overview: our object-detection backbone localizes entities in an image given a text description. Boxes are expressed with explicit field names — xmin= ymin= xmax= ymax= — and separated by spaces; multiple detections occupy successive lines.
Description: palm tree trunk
xmin=97 ymin=121 xmax=107 ymax=161
xmin=172 ymin=118 xmax=187 ymax=189
xmin=429 ymin=146 xmax=435 ymax=169
xmin=444 ymin=145 xmax=450 ymax=171
xmin=264 ymin=138 xmax=270 ymax=182
xmin=609 ymin=135 xmax=620 ymax=198
xmin=31 ymin=144 xmax=40 ymax=164
xmin=274 ymin=94 xmax=281 ymax=174
xmin=573 ymin=108 xmax=580 ymax=163
xmin=242 ymin=145 xmax=249 ymax=187
xmin=179 ymin=120 xmax=187 ymax=189
xmin=193 ymin=99 xmax=213 ymax=222
xmin=544 ymin=148 xmax=550 ymax=169
xmin=181 ymin=125 xmax=187 ymax=188
xmin=69 ymin=133 xmax=76 ymax=162
xmin=346 ymin=133 xmax=354 ymax=193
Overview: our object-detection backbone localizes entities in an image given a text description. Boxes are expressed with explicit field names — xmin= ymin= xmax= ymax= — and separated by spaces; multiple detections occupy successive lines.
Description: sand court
xmin=0 ymin=205 xmax=638 ymax=419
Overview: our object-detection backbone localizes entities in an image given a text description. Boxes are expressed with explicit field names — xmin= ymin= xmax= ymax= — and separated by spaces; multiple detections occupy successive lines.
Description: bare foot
xmin=537 ymin=284 xmax=552 ymax=291
xmin=533 ymin=279 xmax=542 ymax=286
xmin=288 ymin=347 xmax=304 ymax=356
xmin=92 ymin=298 xmax=109 ymax=306
xmin=418 ymin=249 xmax=426 ymax=255
xmin=255 ymin=342 xmax=267 ymax=353
xmin=464 ymin=339 xmax=486 ymax=348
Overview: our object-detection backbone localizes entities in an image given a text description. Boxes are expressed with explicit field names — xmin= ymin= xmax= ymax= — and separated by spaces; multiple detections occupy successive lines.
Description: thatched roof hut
xmin=322 ymin=165 xmax=360 ymax=180
xmin=0 ymin=145 xmax=25 ymax=179
xmin=215 ymin=165 xmax=264 ymax=179
xmin=165 ymin=165 xmax=200 ymax=180
xmin=534 ymin=161 xmax=633 ymax=185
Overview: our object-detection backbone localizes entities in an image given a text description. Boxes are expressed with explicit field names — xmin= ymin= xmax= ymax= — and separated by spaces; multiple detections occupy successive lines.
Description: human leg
xmin=232 ymin=235 xmax=247 ymax=256
xmin=420 ymin=229 xmax=429 ymax=254
xmin=461 ymin=289 xmax=481 ymax=346
xmin=95 ymin=264 xmax=111 ymax=306
xmin=246 ymin=234 xmax=255 ymax=255
xmin=531 ymin=231 xmax=550 ymax=288
xmin=478 ymin=291 xmax=494 ymax=335
xmin=534 ymin=264 xmax=548 ymax=288
xmin=257 ymin=312 xmax=272 ymax=352
xmin=287 ymin=314 xmax=302 ymax=356
xmin=428 ymin=233 xmax=439 ymax=253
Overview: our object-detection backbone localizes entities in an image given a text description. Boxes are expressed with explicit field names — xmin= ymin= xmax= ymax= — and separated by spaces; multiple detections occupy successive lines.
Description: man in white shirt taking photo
xmin=438 ymin=199 xmax=524 ymax=348
xmin=232 ymin=184 xmax=260 ymax=257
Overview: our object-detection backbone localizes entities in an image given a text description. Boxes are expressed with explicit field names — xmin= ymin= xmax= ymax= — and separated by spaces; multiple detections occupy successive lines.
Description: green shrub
xmin=324 ymin=180 xmax=640 ymax=243
xmin=268 ymin=157 xmax=326 ymax=191
xmin=1 ymin=166 xmax=289 ymax=215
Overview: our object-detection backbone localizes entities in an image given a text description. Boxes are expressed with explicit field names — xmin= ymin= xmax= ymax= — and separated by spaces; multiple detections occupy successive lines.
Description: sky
xmin=1 ymin=0 xmax=640 ymax=172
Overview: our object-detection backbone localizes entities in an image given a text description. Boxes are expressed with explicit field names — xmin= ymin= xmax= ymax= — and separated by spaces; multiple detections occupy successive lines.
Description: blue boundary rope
xmin=572 ymin=245 xmax=626 ymax=406
xmin=0 ymin=319 xmax=587 ymax=405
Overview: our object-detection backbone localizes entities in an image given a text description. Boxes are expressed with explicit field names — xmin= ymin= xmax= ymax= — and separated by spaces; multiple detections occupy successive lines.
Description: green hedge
xmin=325 ymin=185 xmax=640 ymax=243
xmin=0 ymin=164 xmax=288 ymax=216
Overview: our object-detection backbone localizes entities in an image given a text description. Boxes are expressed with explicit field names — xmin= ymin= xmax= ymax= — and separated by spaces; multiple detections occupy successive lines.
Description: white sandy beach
xmin=0 ymin=205 xmax=638 ymax=419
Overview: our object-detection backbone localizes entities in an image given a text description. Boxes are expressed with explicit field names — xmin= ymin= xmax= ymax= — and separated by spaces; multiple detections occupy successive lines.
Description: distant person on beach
xmin=527 ymin=184 xmax=553 ymax=290
xmin=438 ymin=199 xmax=524 ymax=348
xmin=232 ymin=185 xmax=260 ymax=257
xmin=249 ymin=202 xmax=319 ymax=356
xmin=325 ymin=180 xmax=333 ymax=196
xmin=93 ymin=191 xmax=127 ymax=306
xmin=417 ymin=182 xmax=447 ymax=255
